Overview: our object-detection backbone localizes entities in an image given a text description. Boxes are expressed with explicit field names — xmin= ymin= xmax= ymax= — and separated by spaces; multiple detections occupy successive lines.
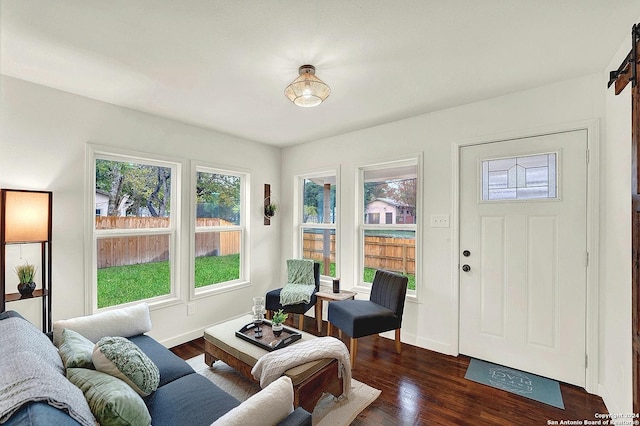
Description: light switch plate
xmin=430 ymin=214 xmax=450 ymax=228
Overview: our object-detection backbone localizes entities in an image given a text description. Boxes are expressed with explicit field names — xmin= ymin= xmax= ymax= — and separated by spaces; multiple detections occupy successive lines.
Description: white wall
xmin=599 ymin=30 xmax=635 ymax=414
xmin=282 ymin=72 xmax=617 ymax=388
xmin=0 ymin=75 xmax=282 ymax=346
xmin=1 ymin=51 xmax=634 ymax=412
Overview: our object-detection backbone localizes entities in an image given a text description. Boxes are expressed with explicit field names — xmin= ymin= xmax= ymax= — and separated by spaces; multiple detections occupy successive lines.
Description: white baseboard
xmin=378 ymin=330 xmax=454 ymax=356
xmin=598 ymin=383 xmax=625 ymax=425
xmin=156 ymin=313 xmax=249 ymax=348
xmin=159 ymin=328 xmax=207 ymax=348
xmin=414 ymin=335 xmax=454 ymax=355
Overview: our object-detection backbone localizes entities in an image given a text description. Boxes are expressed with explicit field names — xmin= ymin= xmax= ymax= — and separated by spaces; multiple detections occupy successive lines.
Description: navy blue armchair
xmin=265 ymin=262 xmax=320 ymax=330
xmin=327 ymin=269 xmax=408 ymax=368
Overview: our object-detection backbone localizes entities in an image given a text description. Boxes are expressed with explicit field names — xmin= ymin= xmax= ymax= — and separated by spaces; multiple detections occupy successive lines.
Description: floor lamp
xmin=0 ymin=189 xmax=53 ymax=332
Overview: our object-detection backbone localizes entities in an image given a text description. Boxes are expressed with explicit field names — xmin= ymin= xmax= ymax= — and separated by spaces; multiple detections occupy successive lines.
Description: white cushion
xmin=211 ymin=376 xmax=294 ymax=426
xmin=53 ymin=303 xmax=152 ymax=346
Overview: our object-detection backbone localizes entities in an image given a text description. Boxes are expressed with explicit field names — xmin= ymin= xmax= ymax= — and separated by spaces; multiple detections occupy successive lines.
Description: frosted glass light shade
xmin=2 ymin=190 xmax=51 ymax=243
xmin=284 ymin=65 xmax=330 ymax=107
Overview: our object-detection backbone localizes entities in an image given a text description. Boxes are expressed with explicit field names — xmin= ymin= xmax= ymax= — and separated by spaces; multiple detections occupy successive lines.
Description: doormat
xmin=464 ymin=358 xmax=564 ymax=409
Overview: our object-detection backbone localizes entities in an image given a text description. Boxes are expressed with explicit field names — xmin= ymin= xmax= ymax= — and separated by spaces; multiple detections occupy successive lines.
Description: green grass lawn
xmin=325 ymin=262 xmax=416 ymax=290
xmin=194 ymin=254 xmax=240 ymax=287
xmin=97 ymin=261 xmax=171 ymax=308
xmin=97 ymin=254 xmax=240 ymax=308
xmin=98 ymin=254 xmax=415 ymax=308
xmin=363 ymin=267 xmax=416 ymax=290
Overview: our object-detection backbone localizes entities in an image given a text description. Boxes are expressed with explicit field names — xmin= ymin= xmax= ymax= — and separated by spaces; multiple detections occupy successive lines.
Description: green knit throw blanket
xmin=280 ymin=259 xmax=315 ymax=306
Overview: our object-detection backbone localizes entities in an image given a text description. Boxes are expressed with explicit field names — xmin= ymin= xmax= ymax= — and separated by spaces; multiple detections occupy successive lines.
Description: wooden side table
xmin=315 ymin=290 xmax=356 ymax=334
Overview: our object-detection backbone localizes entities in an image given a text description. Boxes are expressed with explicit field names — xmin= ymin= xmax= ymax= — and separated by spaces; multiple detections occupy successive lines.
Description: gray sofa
xmin=0 ymin=310 xmax=311 ymax=426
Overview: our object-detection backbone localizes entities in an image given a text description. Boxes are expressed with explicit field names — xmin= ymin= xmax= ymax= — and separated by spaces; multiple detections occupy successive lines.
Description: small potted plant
xmin=264 ymin=203 xmax=278 ymax=218
xmin=15 ymin=262 xmax=37 ymax=297
xmin=271 ymin=309 xmax=288 ymax=336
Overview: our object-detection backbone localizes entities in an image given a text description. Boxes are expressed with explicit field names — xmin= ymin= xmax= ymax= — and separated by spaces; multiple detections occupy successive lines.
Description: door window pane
xmin=482 ymin=153 xmax=557 ymax=201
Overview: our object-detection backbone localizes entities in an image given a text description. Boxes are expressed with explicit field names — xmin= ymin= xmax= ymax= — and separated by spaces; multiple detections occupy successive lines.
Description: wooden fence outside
xmin=96 ymin=217 xmax=415 ymax=273
xmin=303 ymin=233 xmax=415 ymax=275
xmin=96 ymin=217 xmax=239 ymax=269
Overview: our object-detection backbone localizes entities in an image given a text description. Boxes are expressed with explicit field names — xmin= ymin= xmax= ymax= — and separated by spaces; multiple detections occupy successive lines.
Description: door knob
xmin=462 ymin=264 xmax=471 ymax=272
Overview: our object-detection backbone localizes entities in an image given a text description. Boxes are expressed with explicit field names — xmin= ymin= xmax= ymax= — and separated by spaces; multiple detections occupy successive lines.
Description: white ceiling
xmin=1 ymin=1 xmax=638 ymax=147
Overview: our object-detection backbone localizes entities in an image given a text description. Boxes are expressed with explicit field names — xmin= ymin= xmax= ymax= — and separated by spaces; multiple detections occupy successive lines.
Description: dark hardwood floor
xmin=170 ymin=316 xmax=607 ymax=426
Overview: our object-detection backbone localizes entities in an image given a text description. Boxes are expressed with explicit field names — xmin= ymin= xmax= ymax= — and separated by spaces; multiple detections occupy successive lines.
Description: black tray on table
xmin=235 ymin=320 xmax=302 ymax=351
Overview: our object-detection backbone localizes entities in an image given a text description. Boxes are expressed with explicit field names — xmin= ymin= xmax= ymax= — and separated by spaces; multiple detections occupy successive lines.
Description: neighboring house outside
xmin=95 ymin=190 xmax=131 ymax=216
xmin=365 ymin=198 xmax=415 ymax=224
xmin=95 ymin=190 xmax=110 ymax=216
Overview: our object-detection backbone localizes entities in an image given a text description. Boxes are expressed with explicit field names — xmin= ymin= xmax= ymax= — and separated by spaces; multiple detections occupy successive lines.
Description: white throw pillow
xmin=211 ymin=376 xmax=294 ymax=426
xmin=53 ymin=303 xmax=152 ymax=346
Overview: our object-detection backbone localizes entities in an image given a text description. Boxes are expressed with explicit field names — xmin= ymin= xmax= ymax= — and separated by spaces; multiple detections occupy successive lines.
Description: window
xmin=193 ymin=166 xmax=248 ymax=295
xmin=298 ymin=172 xmax=338 ymax=278
xmin=92 ymin=153 xmax=179 ymax=309
xmin=359 ymin=159 xmax=419 ymax=295
xmin=482 ymin=153 xmax=558 ymax=201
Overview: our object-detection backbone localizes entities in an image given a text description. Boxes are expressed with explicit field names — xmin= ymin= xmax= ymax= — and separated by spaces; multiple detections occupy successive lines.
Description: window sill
xmin=190 ymin=280 xmax=251 ymax=301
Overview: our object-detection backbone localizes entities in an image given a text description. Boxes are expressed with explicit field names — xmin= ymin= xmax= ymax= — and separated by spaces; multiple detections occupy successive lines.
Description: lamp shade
xmin=2 ymin=190 xmax=51 ymax=243
xmin=284 ymin=65 xmax=330 ymax=107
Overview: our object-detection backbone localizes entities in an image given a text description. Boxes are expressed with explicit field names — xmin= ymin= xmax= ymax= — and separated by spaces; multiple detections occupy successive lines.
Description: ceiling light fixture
xmin=284 ymin=65 xmax=330 ymax=107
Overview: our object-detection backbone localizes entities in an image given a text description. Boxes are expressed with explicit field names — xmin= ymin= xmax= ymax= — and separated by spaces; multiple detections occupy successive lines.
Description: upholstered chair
xmin=265 ymin=262 xmax=320 ymax=330
xmin=327 ymin=269 xmax=408 ymax=368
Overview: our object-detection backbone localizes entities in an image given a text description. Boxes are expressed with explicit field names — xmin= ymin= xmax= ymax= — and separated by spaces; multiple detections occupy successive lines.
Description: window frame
xmin=356 ymin=156 xmax=422 ymax=298
xmin=295 ymin=168 xmax=340 ymax=283
xmin=189 ymin=162 xmax=250 ymax=300
xmin=87 ymin=146 xmax=182 ymax=312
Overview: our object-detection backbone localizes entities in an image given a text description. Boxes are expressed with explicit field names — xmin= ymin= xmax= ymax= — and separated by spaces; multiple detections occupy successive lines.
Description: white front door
xmin=459 ymin=130 xmax=587 ymax=387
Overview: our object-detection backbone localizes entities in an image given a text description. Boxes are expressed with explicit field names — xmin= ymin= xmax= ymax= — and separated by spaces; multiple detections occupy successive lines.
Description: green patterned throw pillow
xmin=58 ymin=328 xmax=95 ymax=369
xmin=93 ymin=336 xmax=159 ymax=397
xmin=67 ymin=368 xmax=151 ymax=426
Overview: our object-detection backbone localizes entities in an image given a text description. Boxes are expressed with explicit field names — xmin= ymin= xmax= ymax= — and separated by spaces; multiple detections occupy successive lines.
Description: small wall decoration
xmin=263 ymin=184 xmax=278 ymax=225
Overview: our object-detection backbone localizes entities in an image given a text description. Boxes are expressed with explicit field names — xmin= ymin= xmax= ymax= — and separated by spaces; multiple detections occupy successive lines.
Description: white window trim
xmin=355 ymin=154 xmax=422 ymax=299
xmin=86 ymin=145 xmax=183 ymax=313
xmin=189 ymin=162 xmax=250 ymax=300
xmin=294 ymin=168 xmax=340 ymax=284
